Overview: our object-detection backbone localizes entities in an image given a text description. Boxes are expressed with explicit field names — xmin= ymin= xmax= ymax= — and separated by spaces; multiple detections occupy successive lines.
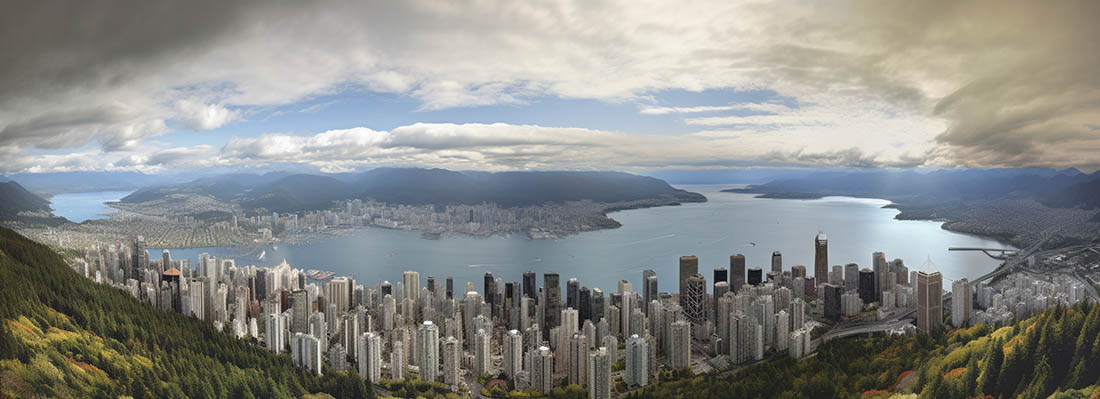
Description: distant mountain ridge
xmin=122 ymin=168 xmax=707 ymax=213
xmin=0 ymin=181 xmax=51 ymax=216
xmin=728 ymin=168 xmax=1098 ymax=205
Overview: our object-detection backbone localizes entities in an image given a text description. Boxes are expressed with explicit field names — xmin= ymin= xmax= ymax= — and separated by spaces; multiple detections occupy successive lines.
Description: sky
xmin=1 ymin=0 xmax=1098 ymax=174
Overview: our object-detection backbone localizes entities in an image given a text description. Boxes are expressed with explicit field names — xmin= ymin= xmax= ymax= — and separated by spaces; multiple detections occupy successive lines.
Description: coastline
xmin=721 ymin=187 xmax=1099 ymax=249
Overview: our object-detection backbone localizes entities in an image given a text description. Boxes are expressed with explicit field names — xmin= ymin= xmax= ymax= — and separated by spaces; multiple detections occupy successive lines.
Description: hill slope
xmin=0 ymin=227 xmax=370 ymax=399
xmin=637 ymin=303 xmax=1100 ymax=399
xmin=0 ymin=181 xmax=50 ymax=216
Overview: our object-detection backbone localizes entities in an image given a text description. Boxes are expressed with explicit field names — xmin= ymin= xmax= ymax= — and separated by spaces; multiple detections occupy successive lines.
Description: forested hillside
xmin=0 ymin=226 xmax=371 ymax=399
xmin=634 ymin=302 xmax=1100 ymax=399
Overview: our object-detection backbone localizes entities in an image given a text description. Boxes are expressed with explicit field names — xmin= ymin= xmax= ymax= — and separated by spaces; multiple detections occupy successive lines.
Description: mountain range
xmin=727 ymin=168 xmax=1100 ymax=209
xmin=120 ymin=168 xmax=707 ymax=213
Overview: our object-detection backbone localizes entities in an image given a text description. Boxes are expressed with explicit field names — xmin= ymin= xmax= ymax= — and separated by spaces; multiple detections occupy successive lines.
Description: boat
xmin=257 ymin=250 xmax=266 ymax=261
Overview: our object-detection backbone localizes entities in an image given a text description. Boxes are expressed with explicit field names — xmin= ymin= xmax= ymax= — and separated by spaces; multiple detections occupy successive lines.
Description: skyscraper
xmin=678 ymin=256 xmax=698 ymax=302
xmin=916 ymin=271 xmax=943 ymax=332
xmin=873 ymin=252 xmax=889 ymax=302
xmin=814 ymin=233 xmax=828 ymax=286
xmin=504 ymin=329 xmax=523 ymax=381
xmin=669 ymin=320 xmax=691 ymax=369
xmin=625 ymin=334 xmax=648 ymax=387
xmin=642 ymin=269 xmax=657 ymax=310
xmin=532 ymin=346 xmax=554 ymax=393
xmin=844 ymin=263 xmax=859 ymax=291
xmin=729 ymin=254 xmax=746 ymax=291
xmin=544 ymin=273 xmax=561 ymax=333
xmin=358 ymin=332 xmax=381 ymax=383
xmin=291 ymin=332 xmax=322 ymax=375
xmin=403 ymin=271 xmax=420 ymax=303
xmin=713 ymin=267 xmax=728 ymax=285
xmin=442 ymin=336 xmax=460 ymax=385
xmin=446 ymin=275 xmax=454 ymax=299
xmin=391 ymin=343 xmax=405 ymax=380
xmin=823 ymin=284 xmax=841 ymax=321
xmin=951 ymin=278 xmax=970 ymax=328
xmin=569 ymin=333 xmax=590 ymax=386
xmin=484 ymin=272 xmax=497 ymax=309
xmin=588 ymin=347 xmax=611 ymax=399
xmin=291 ymin=290 xmax=310 ymax=334
xmin=418 ymin=321 xmax=439 ymax=382
xmin=771 ymin=251 xmax=782 ymax=274
xmin=567 ymin=278 xmax=580 ymax=311
xmin=523 ymin=271 xmax=537 ymax=299
xmin=683 ymin=274 xmax=706 ymax=329
xmin=747 ymin=267 xmax=762 ymax=286
xmin=858 ymin=268 xmax=875 ymax=304
xmin=474 ymin=329 xmax=491 ymax=376
xmin=266 ymin=312 xmax=286 ymax=353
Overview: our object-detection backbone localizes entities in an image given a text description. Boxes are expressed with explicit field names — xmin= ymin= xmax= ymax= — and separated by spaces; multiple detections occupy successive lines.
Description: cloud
xmin=175 ymin=100 xmax=238 ymax=131
xmin=2 ymin=0 xmax=1099 ymax=171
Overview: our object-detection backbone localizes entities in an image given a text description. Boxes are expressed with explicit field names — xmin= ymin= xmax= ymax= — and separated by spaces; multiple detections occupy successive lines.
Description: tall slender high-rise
xmin=442 ymin=336 xmax=460 ymax=386
xmin=532 ymin=346 xmax=554 ymax=393
xmin=729 ymin=254 xmax=746 ymax=291
xmin=523 ymin=271 xmax=537 ymax=299
xmin=544 ymin=273 xmax=561 ymax=333
xmin=678 ymin=256 xmax=698 ymax=302
xmin=291 ymin=290 xmax=310 ymax=334
xmin=474 ymin=329 xmax=491 ymax=376
xmin=588 ymin=347 xmax=611 ymax=399
xmin=445 ymin=276 xmax=454 ymax=299
xmin=771 ymin=251 xmax=782 ymax=274
xmin=358 ymin=332 xmax=381 ymax=383
xmin=952 ymin=278 xmax=971 ymax=328
xmin=569 ymin=333 xmax=590 ymax=386
xmin=503 ymin=329 xmax=523 ymax=381
xmin=418 ymin=321 xmax=439 ymax=382
xmin=391 ymin=343 xmax=405 ymax=380
xmin=669 ymin=320 xmax=691 ymax=369
xmin=625 ymin=334 xmax=648 ymax=387
xmin=916 ymin=271 xmax=943 ymax=332
xmin=484 ymin=272 xmax=496 ymax=309
xmin=683 ymin=274 xmax=706 ymax=329
xmin=814 ymin=233 xmax=828 ymax=286
xmin=567 ymin=278 xmax=580 ymax=311
xmin=403 ymin=271 xmax=420 ymax=302
xmin=642 ymin=270 xmax=657 ymax=313
xmin=872 ymin=252 xmax=889 ymax=302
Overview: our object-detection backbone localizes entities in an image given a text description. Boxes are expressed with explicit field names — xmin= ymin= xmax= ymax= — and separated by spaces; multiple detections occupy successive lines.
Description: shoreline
xmin=720 ymin=187 xmax=1029 ymax=249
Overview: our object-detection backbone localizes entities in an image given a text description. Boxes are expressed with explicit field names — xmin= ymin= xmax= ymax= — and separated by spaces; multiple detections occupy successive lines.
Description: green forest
xmin=0 ymin=226 xmax=372 ymax=399
xmin=632 ymin=302 xmax=1100 ymax=399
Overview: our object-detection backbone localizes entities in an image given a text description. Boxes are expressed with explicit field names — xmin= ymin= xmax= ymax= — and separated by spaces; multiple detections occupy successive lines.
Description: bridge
xmin=948 ymin=247 xmax=1019 ymax=260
